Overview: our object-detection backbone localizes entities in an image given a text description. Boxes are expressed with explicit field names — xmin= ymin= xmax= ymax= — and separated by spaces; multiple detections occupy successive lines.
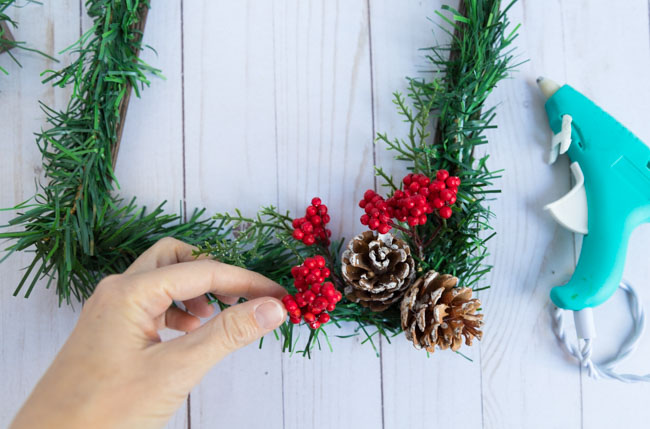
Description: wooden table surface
xmin=2 ymin=1 xmax=650 ymax=428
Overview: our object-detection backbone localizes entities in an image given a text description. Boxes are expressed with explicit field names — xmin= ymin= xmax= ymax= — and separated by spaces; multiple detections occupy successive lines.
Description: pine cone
xmin=341 ymin=230 xmax=415 ymax=311
xmin=400 ymin=270 xmax=483 ymax=352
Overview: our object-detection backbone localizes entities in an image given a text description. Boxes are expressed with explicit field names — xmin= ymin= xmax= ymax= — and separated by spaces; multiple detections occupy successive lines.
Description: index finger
xmin=125 ymin=237 xmax=206 ymax=275
xmin=125 ymin=259 xmax=287 ymax=318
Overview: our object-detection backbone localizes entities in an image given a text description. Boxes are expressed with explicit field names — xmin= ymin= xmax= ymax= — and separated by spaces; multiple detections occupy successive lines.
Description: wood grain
xmin=182 ymin=1 xmax=283 ymax=428
xmin=273 ymin=1 xmax=382 ymax=428
xmin=561 ymin=1 xmax=650 ymax=427
xmin=113 ymin=2 xmax=188 ymax=428
xmin=0 ymin=2 xmax=80 ymax=425
xmin=2 ymin=1 xmax=650 ymax=428
xmin=478 ymin=1 xmax=584 ymax=427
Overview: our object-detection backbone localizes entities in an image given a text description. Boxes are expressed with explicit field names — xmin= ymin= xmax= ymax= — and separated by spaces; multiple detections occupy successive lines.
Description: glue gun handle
xmin=550 ymin=216 xmax=630 ymax=310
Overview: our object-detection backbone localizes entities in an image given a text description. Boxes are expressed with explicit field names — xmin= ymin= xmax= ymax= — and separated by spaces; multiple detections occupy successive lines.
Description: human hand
xmin=10 ymin=237 xmax=287 ymax=429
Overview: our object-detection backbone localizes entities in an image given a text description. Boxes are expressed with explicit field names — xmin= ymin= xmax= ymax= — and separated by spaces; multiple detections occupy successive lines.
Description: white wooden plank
xmin=558 ymin=1 xmax=650 ymax=427
xmin=0 ymin=2 xmax=80 ymax=426
xmin=272 ymin=2 xmax=382 ymax=428
xmin=181 ymin=1 xmax=284 ymax=428
xmin=114 ymin=2 xmax=188 ymax=428
xmin=369 ymin=2 xmax=483 ymax=428
xmin=479 ymin=1 xmax=585 ymax=427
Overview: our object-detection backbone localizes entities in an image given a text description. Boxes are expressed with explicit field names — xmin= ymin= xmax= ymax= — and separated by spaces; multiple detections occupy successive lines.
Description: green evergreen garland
xmin=1 ymin=0 xmax=519 ymax=355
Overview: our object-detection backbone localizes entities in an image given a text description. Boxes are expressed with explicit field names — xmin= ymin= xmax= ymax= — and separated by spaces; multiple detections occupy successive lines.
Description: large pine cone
xmin=400 ymin=270 xmax=483 ymax=352
xmin=341 ymin=231 xmax=415 ymax=311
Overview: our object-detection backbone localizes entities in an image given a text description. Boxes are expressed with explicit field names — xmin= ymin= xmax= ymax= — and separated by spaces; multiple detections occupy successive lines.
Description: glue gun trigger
xmin=544 ymin=162 xmax=588 ymax=235
xmin=548 ymin=114 xmax=573 ymax=164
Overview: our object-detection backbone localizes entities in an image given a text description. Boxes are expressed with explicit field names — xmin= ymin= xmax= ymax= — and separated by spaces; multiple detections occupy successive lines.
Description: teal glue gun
xmin=538 ymin=78 xmax=650 ymax=311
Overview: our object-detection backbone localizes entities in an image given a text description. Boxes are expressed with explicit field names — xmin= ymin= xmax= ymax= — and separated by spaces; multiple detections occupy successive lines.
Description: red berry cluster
xmin=281 ymin=255 xmax=343 ymax=329
xmin=358 ymin=190 xmax=392 ymax=234
xmin=359 ymin=170 xmax=460 ymax=232
xmin=291 ymin=197 xmax=332 ymax=246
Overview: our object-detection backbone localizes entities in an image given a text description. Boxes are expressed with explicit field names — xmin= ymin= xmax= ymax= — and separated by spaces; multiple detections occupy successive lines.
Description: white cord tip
xmin=573 ymin=308 xmax=596 ymax=340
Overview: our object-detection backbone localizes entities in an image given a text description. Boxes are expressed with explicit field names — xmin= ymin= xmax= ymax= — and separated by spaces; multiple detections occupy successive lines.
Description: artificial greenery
xmin=0 ymin=0 xmax=56 ymax=75
xmin=0 ymin=0 xmax=216 ymax=303
xmin=1 ymin=0 xmax=518 ymax=355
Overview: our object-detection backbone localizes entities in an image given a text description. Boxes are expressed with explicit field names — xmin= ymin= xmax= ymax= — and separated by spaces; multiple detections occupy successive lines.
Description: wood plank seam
xmin=179 ymin=1 xmax=191 ymax=427
xmin=365 ymin=2 xmax=387 ymax=428
xmin=271 ymin=4 xmax=287 ymax=429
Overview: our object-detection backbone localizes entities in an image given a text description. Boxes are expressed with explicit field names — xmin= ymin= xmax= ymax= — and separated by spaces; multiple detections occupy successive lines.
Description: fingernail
xmin=254 ymin=300 xmax=285 ymax=329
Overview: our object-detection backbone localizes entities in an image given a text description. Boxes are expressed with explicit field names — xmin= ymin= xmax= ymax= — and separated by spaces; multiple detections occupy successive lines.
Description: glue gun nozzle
xmin=537 ymin=76 xmax=561 ymax=100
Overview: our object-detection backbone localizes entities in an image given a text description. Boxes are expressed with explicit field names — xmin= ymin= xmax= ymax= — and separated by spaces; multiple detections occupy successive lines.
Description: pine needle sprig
xmin=1 ymin=1 xmax=214 ymax=304
xmin=376 ymin=0 xmax=520 ymax=290
xmin=1 ymin=0 xmax=518 ymax=357
xmin=0 ymin=0 xmax=57 ymax=75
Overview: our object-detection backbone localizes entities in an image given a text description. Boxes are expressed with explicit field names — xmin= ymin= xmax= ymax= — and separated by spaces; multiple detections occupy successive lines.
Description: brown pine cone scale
xmin=400 ymin=270 xmax=483 ymax=352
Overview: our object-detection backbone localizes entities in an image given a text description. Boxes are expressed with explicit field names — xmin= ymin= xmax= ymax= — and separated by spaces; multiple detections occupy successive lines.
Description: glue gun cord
xmin=551 ymin=280 xmax=650 ymax=383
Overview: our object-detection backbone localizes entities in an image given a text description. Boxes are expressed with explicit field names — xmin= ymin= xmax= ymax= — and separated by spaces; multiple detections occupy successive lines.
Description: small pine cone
xmin=341 ymin=230 xmax=415 ymax=312
xmin=400 ymin=270 xmax=483 ymax=352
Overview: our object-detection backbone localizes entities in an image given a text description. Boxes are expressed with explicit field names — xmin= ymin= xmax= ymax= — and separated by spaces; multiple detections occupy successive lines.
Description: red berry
xmin=305 ymin=258 xmax=316 ymax=269
xmin=437 ymin=169 xmax=449 ymax=181
xmin=418 ymin=175 xmax=430 ymax=186
xmin=439 ymin=206 xmax=452 ymax=219
xmin=292 ymin=229 xmax=304 ymax=240
xmin=448 ymin=195 xmax=457 ymax=205
xmin=309 ymin=304 xmax=323 ymax=315
xmin=290 ymin=316 xmax=301 ymax=324
xmin=431 ymin=180 xmax=445 ymax=192
xmin=319 ymin=205 xmax=328 ymax=215
xmin=378 ymin=223 xmax=391 ymax=234
xmin=322 ymin=268 xmax=331 ymax=278
xmin=311 ymin=215 xmax=322 ymax=226
xmin=309 ymin=321 xmax=321 ymax=330
xmin=327 ymin=303 xmax=336 ymax=311
xmin=303 ymin=235 xmax=316 ymax=246
xmin=359 ymin=199 xmax=367 ymax=208
xmin=432 ymin=198 xmax=444 ymax=209
xmin=303 ymin=290 xmax=315 ymax=303
xmin=318 ymin=313 xmax=330 ymax=323
xmin=322 ymin=214 xmax=331 ymax=224
xmin=403 ymin=174 xmax=413 ymax=185
xmin=440 ymin=189 xmax=453 ymax=201
xmin=333 ymin=291 xmax=342 ymax=302
xmin=364 ymin=189 xmax=376 ymax=200
xmin=311 ymin=197 xmax=321 ymax=207
xmin=410 ymin=207 xmax=422 ymax=217
xmin=303 ymin=312 xmax=316 ymax=323
xmin=292 ymin=218 xmax=302 ymax=228
xmin=408 ymin=182 xmax=420 ymax=193
xmin=369 ymin=218 xmax=380 ymax=230
xmin=301 ymin=222 xmax=314 ymax=233
xmin=407 ymin=217 xmax=418 ymax=227
xmin=314 ymin=296 xmax=329 ymax=309
xmin=419 ymin=214 xmax=428 ymax=225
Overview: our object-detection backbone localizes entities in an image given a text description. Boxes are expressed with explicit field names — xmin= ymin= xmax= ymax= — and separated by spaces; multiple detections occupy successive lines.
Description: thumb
xmin=163 ymin=297 xmax=286 ymax=374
